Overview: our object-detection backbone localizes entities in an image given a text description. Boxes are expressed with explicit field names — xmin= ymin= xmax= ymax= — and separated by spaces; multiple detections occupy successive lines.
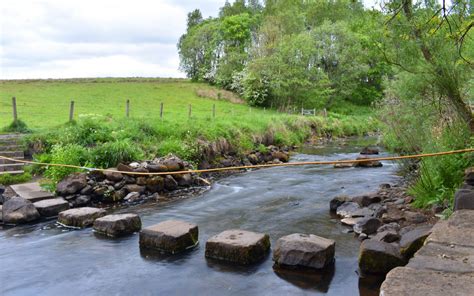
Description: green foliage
xmin=2 ymin=119 xmax=32 ymax=133
xmin=44 ymin=144 xmax=90 ymax=183
xmin=90 ymin=139 xmax=144 ymax=168
xmin=0 ymin=172 xmax=32 ymax=186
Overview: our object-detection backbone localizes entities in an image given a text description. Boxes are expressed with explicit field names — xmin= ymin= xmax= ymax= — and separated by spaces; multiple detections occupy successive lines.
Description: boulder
xmin=139 ymin=220 xmax=199 ymax=254
xmin=146 ymin=176 xmax=164 ymax=193
xmin=403 ymin=211 xmax=428 ymax=224
xmin=57 ymin=207 xmax=106 ymax=228
xmin=75 ymin=195 xmax=91 ymax=206
xmin=103 ymin=169 xmax=123 ymax=182
xmin=372 ymin=230 xmax=400 ymax=243
xmin=271 ymin=151 xmax=289 ymax=162
xmin=33 ymin=198 xmax=69 ymax=217
xmin=174 ymin=173 xmax=193 ymax=187
xmin=124 ymin=184 xmax=146 ymax=193
xmin=162 ymin=158 xmax=183 ymax=172
xmin=273 ymin=233 xmax=335 ymax=269
xmin=333 ymin=162 xmax=354 ymax=168
xmin=116 ymin=163 xmax=133 ymax=172
xmin=2 ymin=196 xmax=40 ymax=224
xmin=359 ymin=239 xmax=405 ymax=275
xmin=341 ymin=217 xmax=364 ymax=226
xmin=164 ymin=175 xmax=178 ymax=191
xmin=464 ymin=167 xmax=474 ymax=186
xmin=329 ymin=195 xmax=351 ymax=212
xmin=56 ymin=173 xmax=88 ymax=195
xmin=352 ymin=193 xmax=381 ymax=207
xmin=336 ymin=202 xmax=361 ymax=218
xmin=136 ymin=177 xmax=147 ymax=186
xmin=355 ymin=156 xmax=383 ymax=168
xmin=205 ymin=229 xmax=270 ymax=265
xmin=93 ymin=213 xmax=141 ymax=237
xmin=360 ymin=147 xmax=379 ymax=155
xmin=453 ymin=189 xmax=474 ymax=211
xmin=247 ymin=154 xmax=259 ymax=165
xmin=80 ymin=185 xmax=93 ymax=195
xmin=353 ymin=218 xmax=382 ymax=235
xmin=147 ymin=164 xmax=168 ymax=173
xmin=124 ymin=192 xmax=140 ymax=202
xmin=107 ymin=188 xmax=127 ymax=202
xmin=399 ymin=225 xmax=432 ymax=259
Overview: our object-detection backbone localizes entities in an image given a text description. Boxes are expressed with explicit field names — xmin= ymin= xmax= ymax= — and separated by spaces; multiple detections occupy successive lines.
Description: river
xmin=0 ymin=137 xmax=401 ymax=295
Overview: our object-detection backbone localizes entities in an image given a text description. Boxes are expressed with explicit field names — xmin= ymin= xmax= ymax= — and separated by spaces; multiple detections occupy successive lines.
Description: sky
xmin=0 ymin=0 xmax=379 ymax=80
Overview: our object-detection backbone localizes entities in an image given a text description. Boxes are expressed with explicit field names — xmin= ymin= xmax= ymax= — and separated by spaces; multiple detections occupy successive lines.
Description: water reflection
xmin=274 ymin=263 xmax=335 ymax=292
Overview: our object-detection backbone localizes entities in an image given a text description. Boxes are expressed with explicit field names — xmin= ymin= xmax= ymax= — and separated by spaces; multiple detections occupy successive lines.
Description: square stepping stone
xmin=205 ymin=229 xmax=271 ymax=265
xmin=34 ymin=198 xmax=69 ymax=217
xmin=273 ymin=233 xmax=335 ymax=270
xmin=139 ymin=220 xmax=198 ymax=254
xmin=57 ymin=207 xmax=106 ymax=228
xmin=10 ymin=182 xmax=54 ymax=203
xmin=93 ymin=213 xmax=141 ymax=237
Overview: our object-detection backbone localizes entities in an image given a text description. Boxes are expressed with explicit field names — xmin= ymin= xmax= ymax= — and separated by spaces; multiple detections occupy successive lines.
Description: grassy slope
xmin=0 ymin=78 xmax=379 ymax=171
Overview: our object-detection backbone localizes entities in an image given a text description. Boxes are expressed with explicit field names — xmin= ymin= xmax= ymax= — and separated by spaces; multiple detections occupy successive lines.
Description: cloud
xmin=0 ymin=0 xmax=224 ymax=79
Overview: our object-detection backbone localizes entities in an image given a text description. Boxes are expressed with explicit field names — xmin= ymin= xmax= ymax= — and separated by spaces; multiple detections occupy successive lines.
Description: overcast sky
xmin=0 ymin=0 xmax=379 ymax=80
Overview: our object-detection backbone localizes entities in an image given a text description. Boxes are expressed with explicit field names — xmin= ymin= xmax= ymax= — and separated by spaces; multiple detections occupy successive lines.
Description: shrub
xmin=89 ymin=140 xmax=143 ymax=168
xmin=44 ymin=144 xmax=90 ymax=183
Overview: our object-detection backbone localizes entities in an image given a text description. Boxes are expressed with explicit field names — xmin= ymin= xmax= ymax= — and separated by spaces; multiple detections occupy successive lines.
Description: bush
xmin=2 ymin=119 xmax=32 ymax=133
xmin=44 ymin=144 xmax=90 ymax=183
xmin=89 ymin=139 xmax=144 ymax=168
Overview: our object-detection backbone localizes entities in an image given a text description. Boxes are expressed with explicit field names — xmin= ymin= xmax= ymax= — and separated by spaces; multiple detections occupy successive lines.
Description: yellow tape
xmin=1 ymin=148 xmax=473 ymax=176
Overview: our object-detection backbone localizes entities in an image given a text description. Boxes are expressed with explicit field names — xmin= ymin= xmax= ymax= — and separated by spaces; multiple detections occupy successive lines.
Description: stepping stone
xmin=10 ymin=182 xmax=54 ymax=203
xmin=93 ymin=213 xmax=142 ymax=237
xmin=273 ymin=233 xmax=335 ymax=270
xmin=2 ymin=196 xmax=40 ymax=224
xmin=205 ymin=229 xmax=270 ymax=265
xmin=57 ymin=207 xmax=106 ymax=228
xmin=34 ymin=198 xmax=69 ymax=217
xmin=139 ymin=220 xmax=198 ymax=254
xmin=359 ymin=239 xmax=405 ymax=275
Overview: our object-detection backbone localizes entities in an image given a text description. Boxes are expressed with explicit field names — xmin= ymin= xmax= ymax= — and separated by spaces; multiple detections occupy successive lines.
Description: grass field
xmin=0 ymin=78 xmax=379 ymax=184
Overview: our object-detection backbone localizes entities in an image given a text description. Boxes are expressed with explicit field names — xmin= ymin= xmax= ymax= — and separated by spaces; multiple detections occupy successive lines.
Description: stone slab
xmin=57 ymin=207 xmax=106 ymax=228
xmin=93 ymin=213 xmax=141 ymax=237
xmin=139 ymin=220 xmax=198 ymax=254
xmin=11 ymin=182 xmax=54 ymax=203
xmin=273 ymin=233 xmax=335 ymax=269
xmin=380 ymin=266 xmax=474 ymax=296
xmin=205 ymin=229 xmax=270 ymax=265
xmin=33 ymin=198 xmax=69 ymax=217
xmin=426 ymin=210 xmax=474 ymax=247
xmin=407 ymin=242 xmax=474 ymax=273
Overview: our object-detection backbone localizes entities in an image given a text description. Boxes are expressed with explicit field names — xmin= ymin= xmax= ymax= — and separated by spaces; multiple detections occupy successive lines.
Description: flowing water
xmin=0 ymin=138 xmax=401 ymax=296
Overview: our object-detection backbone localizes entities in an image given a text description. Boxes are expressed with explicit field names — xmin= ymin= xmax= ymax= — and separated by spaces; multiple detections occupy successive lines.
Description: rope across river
xmin=1 ymin=148 xmax=473 ymax=176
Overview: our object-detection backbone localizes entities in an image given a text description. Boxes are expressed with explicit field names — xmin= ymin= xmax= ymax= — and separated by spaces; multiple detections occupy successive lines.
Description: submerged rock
xmin=355 ymin=156 xmax=383 ymax=168
xmin=273 ymin=233 xmax=335 ymax=270
xmin=329 ymin=195 xmax=351 ymax=212
xmin=360 ymin=147 xmax=379 ymax=155
xmin=205 ymin=229 xmax=270 ymax=265
xmin=2 ymin=196 xmax=40 ymax=224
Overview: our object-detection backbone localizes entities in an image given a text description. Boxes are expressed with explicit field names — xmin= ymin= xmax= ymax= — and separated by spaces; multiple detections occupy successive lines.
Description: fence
xmin=1 ymin=97 xmax=327 ymax=128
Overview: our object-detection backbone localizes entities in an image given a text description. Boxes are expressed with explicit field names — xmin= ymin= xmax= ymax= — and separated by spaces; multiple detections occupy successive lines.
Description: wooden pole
xmin=188 ymin=104 xmax=192 ymax=118
xmin=212 ymin=104 xmax=216 ymax=119
xmin=301 ymin=107 xmax=304 ymax=115
xmin=160 ymin=102 xmax=164 ymax=120
xmin=12 ymin=97 xmax=17 ymax=122
xmin=69 ymin=100 xmax=75 ymax=122
xmin=126 ymin=99 xmax=130 ymax=117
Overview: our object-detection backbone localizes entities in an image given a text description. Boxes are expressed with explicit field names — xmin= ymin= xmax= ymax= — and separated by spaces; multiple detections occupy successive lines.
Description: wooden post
xmin=69 ymin=100 xmax=75 ymax=122
xmin=212 ymin=104 xmax=216 ymax=119
xmin=323 ymin=108 xmax=327 ymax=118
xmin=160 ymin=102 xmax=164 ymax=120
xmin=12 ymin=97 xmax=17 ymax=122
xmin=301 ymin=107 xmax=304 ymax=115
xmin=188 ymin=104 xmax=192 ymax=118
xmin=313 ymin=108 xmax=316 ymax=116
xmin=126 ymin=99 xmax=130 ymax=117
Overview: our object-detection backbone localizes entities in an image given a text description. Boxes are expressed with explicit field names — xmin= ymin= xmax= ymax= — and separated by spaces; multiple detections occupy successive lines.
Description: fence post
xmin=188 ymin=104 xmax=192 ymax=118
xmin=212 ymin=104 xmax=216 ymax=119
xmin=323 ymin=108 xmax=327 ymax=118
xmin=301 ymin=107 xmax=304 ymax=115
xmin=126 ymin=99 xmax=130 ymax=117
xmin=313 ymin=108 xmax=316 ymax=116
xmin=160 ymin=102 xmax=164 ymax=120
xmin=12 ymin=97 xmax=17 ymax=122
xmin=69 ymin=100 xmax=75 ymax=122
